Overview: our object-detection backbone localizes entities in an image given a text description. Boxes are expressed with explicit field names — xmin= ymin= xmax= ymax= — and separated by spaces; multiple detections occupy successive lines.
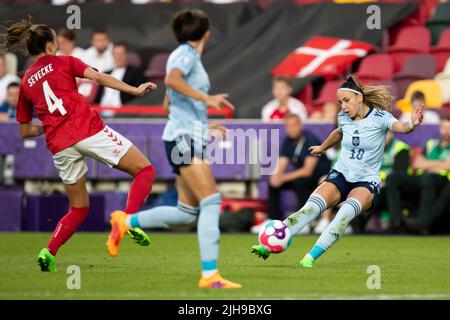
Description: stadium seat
xmin=294 ymin=82 xmax=314 ymax=115
xmin=145 ymin=52 xmax=170 ymax=82
xmin=313 ymin=80 xmax=341 ymax=109
xmin=127 ymin=51 xmax=142 ymax=68
xmin=355 ymin=54 xmax=394 ymax=82
xmin=431 ymin=27 xmax=450 ymax=72
xmin=426 ymin=2 xmax=450 ymax=44
xmin=393 ymin=54 xmax=436 ymax=98
xmin=388 ymin=26 xmax=431 ymax=72
xmin=396 ymin=80 xmax=442 ymax=113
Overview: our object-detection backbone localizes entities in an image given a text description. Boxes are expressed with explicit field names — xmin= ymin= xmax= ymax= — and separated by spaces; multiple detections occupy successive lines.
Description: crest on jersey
xmin=352 ymin=136 xmax=360 ymax=147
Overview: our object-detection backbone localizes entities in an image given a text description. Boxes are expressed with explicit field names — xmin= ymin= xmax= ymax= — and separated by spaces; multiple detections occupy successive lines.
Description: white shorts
xmin=53 ymin=126 xmax=133 ymax=184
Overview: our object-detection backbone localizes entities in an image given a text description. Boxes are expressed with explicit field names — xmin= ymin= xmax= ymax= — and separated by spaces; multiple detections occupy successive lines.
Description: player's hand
xmin=134 ymin=82 xmax=158 ymax=96
xmin=309 ymin=145 xmax=325 ymax=157
xmin=209 ymin=122 xmax=227 ymax=139
xmin=204 ymin=94 xmax=235 ymax=111
xmin=412 ymin=101 xmax=424 ymax=127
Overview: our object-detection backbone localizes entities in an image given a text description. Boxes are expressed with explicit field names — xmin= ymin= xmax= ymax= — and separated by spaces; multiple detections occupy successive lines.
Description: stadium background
xmin=0 ymin=0 xmax=449 ymax=234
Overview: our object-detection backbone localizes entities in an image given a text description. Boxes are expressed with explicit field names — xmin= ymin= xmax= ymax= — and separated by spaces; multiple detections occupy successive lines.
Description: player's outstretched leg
xmin=126 ymin=201 xmax=198 ymax=230
xmin=300 ymin=197 xmax=362 ymax=268
xmin=251 ymin=193 xmax=327 ymax=260
xmin=107 ymin=210 xmax=150 ymax=257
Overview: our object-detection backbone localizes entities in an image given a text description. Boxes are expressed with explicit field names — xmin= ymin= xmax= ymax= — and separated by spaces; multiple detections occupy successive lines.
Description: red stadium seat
xmin=388 ymin=26 xmax=431 ymax=72
xmin=145 ymin=53 xmax=170 ymax=82
xmin=431 ymin=27 xmax=450 ymax=72
xmin=127 ymin=51 xmax=142 ymax=68
xmin=355 ymin=53 xmax=394 ymax=82
xmin=394 ymin=54 xmax=436 ymax=97
xmin=313 ymin=80 xmax=341 ymax=108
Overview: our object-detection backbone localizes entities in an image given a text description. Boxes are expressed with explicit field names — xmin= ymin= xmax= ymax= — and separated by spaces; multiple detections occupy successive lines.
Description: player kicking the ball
xmin=4 ymin=16 xmax=157 ymax=272
xmin=252 ymin=76 xmax=424 ymax=267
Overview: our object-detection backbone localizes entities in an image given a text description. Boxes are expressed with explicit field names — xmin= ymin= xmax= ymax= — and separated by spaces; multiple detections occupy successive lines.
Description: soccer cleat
xmin=299 ymin=255 xmax=315 ymax=268
xmin=251 ymin=244 xmax=270 ymax=260
xmin=198 ymin=272 xmax=242 ymax=289
xmin=37 ymin=248 xmax=57 ymax=272
xmin=107 ymin=210 xmax=128 ymax=257
xmin=127 ymin=227 xmax=150 ymax=246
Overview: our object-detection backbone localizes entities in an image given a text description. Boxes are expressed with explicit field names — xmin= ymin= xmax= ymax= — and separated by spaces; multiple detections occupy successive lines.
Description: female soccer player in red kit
xmin=4 ymin=16 xmax=157 ymax=272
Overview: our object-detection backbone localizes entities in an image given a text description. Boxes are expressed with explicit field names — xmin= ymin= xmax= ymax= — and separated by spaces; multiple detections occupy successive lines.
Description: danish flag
xmin=272 ymin=36 xmax=373 ymax=80
xmin=103 ymin=127 xmax=123 ymax=146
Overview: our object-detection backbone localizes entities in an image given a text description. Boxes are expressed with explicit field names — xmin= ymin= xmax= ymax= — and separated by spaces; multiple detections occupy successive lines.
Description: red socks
xmin=125 ymin=165 xmax=156 ymax=214
xmin=47 ymin=207 xmax=89 ymax=256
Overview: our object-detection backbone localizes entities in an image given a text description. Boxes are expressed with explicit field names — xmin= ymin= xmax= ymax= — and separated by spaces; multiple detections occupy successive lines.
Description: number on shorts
xmin=43 ymin=80 xmax=67 ymax=116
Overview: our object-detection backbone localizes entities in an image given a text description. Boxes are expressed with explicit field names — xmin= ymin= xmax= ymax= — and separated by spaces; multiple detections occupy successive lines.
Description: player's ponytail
xmin=3 ymin=15 xmax=55 ymax=56
xmin=349 ymin=75 xmax=393 ymax=112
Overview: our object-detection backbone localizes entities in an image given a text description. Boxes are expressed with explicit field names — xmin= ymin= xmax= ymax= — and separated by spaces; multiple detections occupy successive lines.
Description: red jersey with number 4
xmin=17 ymin=55 xmax=105 ymax=154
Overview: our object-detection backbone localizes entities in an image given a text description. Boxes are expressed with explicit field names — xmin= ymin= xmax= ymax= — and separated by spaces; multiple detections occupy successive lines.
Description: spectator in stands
xmin=386 ymin=116 xmax=450 ymax=233
xmin=56 ymin=28 xmax=85 ymax=61
xmin=355 ymin=130 xmax=411 ymax=233
xmin=261 ymin=77 xmax=308 ymax=122
xmin=399 ymin=91 xmax=441 ymax=124
xmin=84 ymin=29 xmax=114 ymax=72
xmin=95 ymin=42 xmax=145 ymax=109
xmin=0 ymin=82 xmax=19 ymax=121
xmin=252 ymin=113 xmax=331 ymax=233
xmin=0 ymin=54 xmax=20 ymax=104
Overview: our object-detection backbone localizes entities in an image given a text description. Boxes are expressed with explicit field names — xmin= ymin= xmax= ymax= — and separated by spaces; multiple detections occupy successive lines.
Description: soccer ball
xmin=258 ymin=220 xmax=292 ymax=254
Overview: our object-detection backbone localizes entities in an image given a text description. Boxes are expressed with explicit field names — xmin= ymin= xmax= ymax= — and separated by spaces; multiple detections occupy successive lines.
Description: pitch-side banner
xmin=0 ymin=2 xmax=417 ymax=118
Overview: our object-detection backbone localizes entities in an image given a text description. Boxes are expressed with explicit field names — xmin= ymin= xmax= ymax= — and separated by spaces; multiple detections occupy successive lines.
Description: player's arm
xmin=391 ymin=103 xmax=424 ymax=134
xmin=19 ymin=122 xmax=44 ymax=139
xmin=309 ymin=128 xmax=342 ymax=157
xmin=165 ymin=68 xmax=235 ymax=110
xmin=414 ymin=154 xmax=448 ymax=172
xmin=163 ymin=93 xmax=170 ymax=113
xmin=84 ymin=67 xmax=157 ymax=97
xmin=282 ymin=156 xmax=318 ymax=182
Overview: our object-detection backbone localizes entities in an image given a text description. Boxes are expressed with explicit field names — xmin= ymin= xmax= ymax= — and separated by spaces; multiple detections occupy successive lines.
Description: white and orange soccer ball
xmin=258 ymin=220 xmax=292 ymax=254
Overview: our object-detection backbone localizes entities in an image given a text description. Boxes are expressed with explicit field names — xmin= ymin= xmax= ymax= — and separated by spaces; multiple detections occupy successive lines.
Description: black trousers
xmin=268 ymin=176 xmax=319 ymax=220
xmin=386 ymin=173 xmax=448 ymax=227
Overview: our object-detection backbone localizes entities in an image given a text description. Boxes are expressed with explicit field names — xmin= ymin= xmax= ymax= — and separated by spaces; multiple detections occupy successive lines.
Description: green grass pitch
xmin=0 ymin=233 xmax=449 ymax=300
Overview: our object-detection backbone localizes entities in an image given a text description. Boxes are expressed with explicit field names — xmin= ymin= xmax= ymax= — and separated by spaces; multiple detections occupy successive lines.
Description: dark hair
xmin=57 ymin=27 xmax=76 ymax=41
xmin=113 ymin=41 xmax=128 ymax=51
xmin=92 ymin=29 xmax=109 ymax=37
xmin=284 ymin=113 xmax=302 ymax=123
xmin=411 ymin=90 xmax=425 ymax=103
xmin=345 ymin=75 xmax=393 ymax=112
xmin=7 ymin=82 xmax=20 ymax=90
xmin=171 ymin=9 xmax=210 ymax=43
xmin=273 ymin=76 xmax=293 ymax=87
xmin=3 ymin=15 xmax=55 ymax=56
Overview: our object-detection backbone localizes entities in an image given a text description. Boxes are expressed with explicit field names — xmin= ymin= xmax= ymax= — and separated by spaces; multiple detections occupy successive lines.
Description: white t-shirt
xmin=100 ymin=67 xmax=126 ymax=108
xmin=84 ymin=44 xmax=114 ymax=73
xmin=0 ymin=73 xmax=20 ymax=104
xmin=57 ymin=47 xmax=86 ymax=62
xmin=261 ymin=97 xmax=308 ymax=122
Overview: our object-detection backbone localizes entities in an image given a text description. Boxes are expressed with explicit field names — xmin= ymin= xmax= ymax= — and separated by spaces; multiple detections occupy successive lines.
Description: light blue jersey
xmin=333 ymin=108 xmax=398 ymax=185
xmin=162 ymin=43 xmax=211 ymax=145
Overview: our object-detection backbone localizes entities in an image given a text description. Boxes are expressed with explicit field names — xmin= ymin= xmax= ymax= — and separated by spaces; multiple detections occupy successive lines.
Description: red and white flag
xmin=272 ymin=36 xmax=373 ymax=80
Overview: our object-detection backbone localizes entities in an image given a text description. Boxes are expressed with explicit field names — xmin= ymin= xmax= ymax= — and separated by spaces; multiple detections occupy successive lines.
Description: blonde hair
xmin=349 ymin=75 xmax=393 ymax=112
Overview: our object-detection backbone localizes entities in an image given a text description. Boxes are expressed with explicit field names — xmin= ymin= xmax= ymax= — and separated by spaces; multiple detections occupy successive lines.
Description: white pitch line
xmin=1 ymin=292 xmax=449 ymax=300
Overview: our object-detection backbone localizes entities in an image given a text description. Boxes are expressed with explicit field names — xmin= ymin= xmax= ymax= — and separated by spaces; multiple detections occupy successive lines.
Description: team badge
xmin=352 ymin=136 xmax=360 ymax=147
